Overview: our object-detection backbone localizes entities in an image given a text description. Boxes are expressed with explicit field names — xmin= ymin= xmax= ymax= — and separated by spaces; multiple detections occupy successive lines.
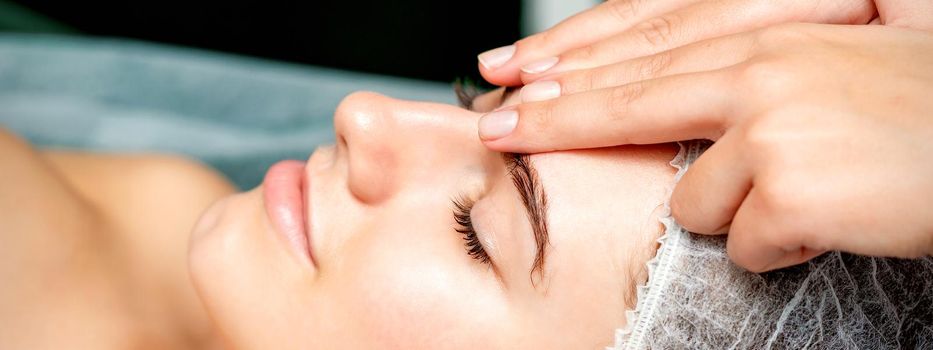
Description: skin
xmin=477 ymin=0 xmax=933 ymax=86
xmin=189 ymin=91 xmax=678 ymax=349
xmin=3 ymin=1 xmax=929 ymax=346
xmin=0 ymin=128 xmax=232 ymax=349
xmin=0 ymin=90 xmax=676 ymax=348
xmin=476 ymin=0 xmax=933 ymax=272
xmin=478 ymin=0 xmax=883 ymax=86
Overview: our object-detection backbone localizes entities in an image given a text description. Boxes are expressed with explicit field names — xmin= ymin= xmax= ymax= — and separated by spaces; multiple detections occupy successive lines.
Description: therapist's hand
xmin=478 ymin=23 xmax=933 ymax=272
xmin=478 ymin=0 xmax=878 ymax=87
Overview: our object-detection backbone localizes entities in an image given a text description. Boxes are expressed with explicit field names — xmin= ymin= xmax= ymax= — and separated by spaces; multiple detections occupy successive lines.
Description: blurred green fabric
xmin=0 ymin=0 xmax=75 ymax=33
xmin=0 ymin=33 xmax=455 ymax=189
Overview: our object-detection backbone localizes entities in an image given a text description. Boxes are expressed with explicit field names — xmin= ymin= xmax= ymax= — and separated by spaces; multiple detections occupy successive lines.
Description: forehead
xmin=508 ymin=145 xmax=677 ymax=337
xmin=530 ymin=144 xmax=677 ymax=283
xmin=533 ymin=145 xmax=677 ymax=220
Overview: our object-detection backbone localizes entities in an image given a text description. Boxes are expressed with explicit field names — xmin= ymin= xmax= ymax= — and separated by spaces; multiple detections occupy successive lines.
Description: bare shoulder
xmin=41 ymin=150 xmax=237 ymax=222
xmin=40 ymin=148 xmax=238 ymax=278
xmin=0 ymin=126 xmax=236 ymax=238
xmin=39 ymin=150 xmax=234 ymax=349
xmin=0 ymin=128 xmax=128 ymax=348
xmin=0 ymin=127 xmax=101 ymax=240
xmin=0 ymin=128 xmax=228 ymax=349
xmin=0 ymin=127 xmax=236 ymax=209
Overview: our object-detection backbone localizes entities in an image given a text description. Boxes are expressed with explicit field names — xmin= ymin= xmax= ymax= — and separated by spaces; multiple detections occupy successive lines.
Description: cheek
xmin=332 ymin=226 xmax=511 ymax=349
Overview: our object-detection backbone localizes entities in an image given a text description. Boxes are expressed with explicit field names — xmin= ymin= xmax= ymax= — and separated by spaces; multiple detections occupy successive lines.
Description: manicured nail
xmin=520 ymin=56 xmax=559 ymax=74
xmin=520 ymin=81 xmax=561 ymax=102
xmin=478 ymin=45 xmax=516 ymax=70
xmin=479 ymin=110 xmax=518 ymax=141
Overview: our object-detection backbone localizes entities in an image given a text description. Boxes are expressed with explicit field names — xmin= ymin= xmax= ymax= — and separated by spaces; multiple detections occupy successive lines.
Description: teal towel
xmin=0 ymin=34 xmax=456 ymax=189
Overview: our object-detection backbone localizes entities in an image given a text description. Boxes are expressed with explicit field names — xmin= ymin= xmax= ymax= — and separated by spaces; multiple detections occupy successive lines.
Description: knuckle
xmin=736 ymin=207 xmax=808 ymax=267
xmin=741 ymin=116 xmax=813 ymax=199
xmin=638 ymin=50 xmax=673 ymax=78
xmin=564 ymin=44 xmax=597 ymax=64
xmin=605 ymin=0 xmax=641 ymax=23
xmin=607 ymin=83 xmax=645 ymax=121
xmin=732 ymin=59 xmax=794 ymax=100
xmin=518 ymin=102 xmax=557 ymax=135
xmin=757 ymin=224 xmax=788 ymax=250
xmin=754 ymin=176 xmax=804 ymax=223
xmin=741 ymin=115 xmax=785 ymax=158
xmin=753 ymin=23 xmax=811 ymax=50
xmin=559 ymin=70 xmax=596 ymax=94
xmin=636 ymin=14 xmax=679 ymax=47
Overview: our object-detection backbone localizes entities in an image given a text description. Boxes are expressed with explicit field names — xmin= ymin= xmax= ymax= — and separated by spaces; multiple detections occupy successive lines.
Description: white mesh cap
xmin=610 ymin=141 xmax=933 ymax=349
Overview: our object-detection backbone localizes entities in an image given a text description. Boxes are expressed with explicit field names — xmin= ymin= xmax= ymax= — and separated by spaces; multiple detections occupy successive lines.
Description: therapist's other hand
xmin=478 ymin=24 xmax=933 ymax=272
xmin=477 ymin=0 xmax=876 ymax=86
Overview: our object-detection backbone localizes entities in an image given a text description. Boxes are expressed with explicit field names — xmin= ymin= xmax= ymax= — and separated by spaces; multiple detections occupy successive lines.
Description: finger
xmin=876 ymin=0 xmax=933 ymax=30
xmin=727 ymin=187 xmax=827 ymax=272
xmin=519 ymin=33 xmax=756 ymax=102
xmin=670 ymin=130 xmax=751 ymax=236
xmin=479 ymin=70 xmax=736 ymax=153
xmin=518 ymin=0 xmax=875 ymax=83
xmin=478 ymin=0 xmax=698 ymax=86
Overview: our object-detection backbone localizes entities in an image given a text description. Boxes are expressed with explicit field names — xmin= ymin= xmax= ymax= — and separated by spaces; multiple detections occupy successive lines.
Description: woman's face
xmin=189 ymin=90 xmax=677 ymax=349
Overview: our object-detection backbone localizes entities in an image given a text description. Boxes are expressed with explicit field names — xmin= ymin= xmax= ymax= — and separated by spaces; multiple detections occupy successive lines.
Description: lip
xmin=263 ymin=160 xmax=314 ymax=266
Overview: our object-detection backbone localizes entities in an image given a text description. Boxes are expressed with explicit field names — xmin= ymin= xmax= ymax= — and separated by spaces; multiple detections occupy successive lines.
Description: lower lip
xmin=263 ymin=160 xmax=314 ymax=265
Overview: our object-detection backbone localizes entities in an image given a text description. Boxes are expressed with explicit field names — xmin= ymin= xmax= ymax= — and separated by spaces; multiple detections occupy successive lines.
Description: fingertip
xmin=748 ymin=250 xmax=822 ymax=273
xmin=476 ymin=44 xmax=527 ymax=87
xmin=519 ymin=80 xmax=561 ymax=103
xmin=670 ymin=185 xmax=725 ymax=235
xmin=479 ymin=137 xmax=512 ymax=152
xmin=478 ymin=109 xmax=518 ymax=142
xmin=481 ymin=139 xmax=553 ymax=154
xmin=477 ymin=45 xmax=516 ymax=70
xmin=478 ymin=47 xmax=562 ymax=87
xmin=478 ymin=63 xmax=525 ymax=87
xmin=727 ymin=235 xmax=825 ymax=273
xmin=726 ymin=212 xmax=788 ymax=273
xmin=727 ymin=239 xmax=787 ymax=273
xmin=520 ymin=56 xmax=560 ymax=74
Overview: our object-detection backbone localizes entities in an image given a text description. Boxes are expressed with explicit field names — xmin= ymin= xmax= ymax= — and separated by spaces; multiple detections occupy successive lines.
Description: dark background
xmin=1 ymin=0 xmax=522 ymax=83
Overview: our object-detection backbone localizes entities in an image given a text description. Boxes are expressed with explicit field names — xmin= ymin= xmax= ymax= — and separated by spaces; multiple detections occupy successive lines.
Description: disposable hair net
xmin=610 ymin=141 xmax=933 ymax=350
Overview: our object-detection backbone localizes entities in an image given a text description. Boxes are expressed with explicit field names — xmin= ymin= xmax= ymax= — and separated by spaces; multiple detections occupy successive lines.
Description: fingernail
xmin=479 ymin=110 xmax=518 ymax=141
xmin=520 ymin=56 xmax=559 ymax=74
xmin=520 ymin=80 xmax=561 ymax=102
xmin=478 ymin=45 xmax=516 ymax=70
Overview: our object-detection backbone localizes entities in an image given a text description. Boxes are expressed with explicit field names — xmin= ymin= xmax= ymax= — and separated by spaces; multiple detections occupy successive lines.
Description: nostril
xmin=336 ymin=134 xmax=348 ymax=159
xmin=332 ymin=91 xmax=398 ymax=205
xmin=346 ymin=144 xmax=397 ymax=205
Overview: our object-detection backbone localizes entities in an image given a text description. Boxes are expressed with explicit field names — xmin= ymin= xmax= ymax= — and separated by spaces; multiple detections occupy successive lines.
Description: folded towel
xmin=0 ymin=33 xmax=455 ymax=188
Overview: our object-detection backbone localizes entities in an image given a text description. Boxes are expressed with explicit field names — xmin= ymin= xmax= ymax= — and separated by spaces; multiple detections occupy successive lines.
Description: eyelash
xmin=453 ymin=77 xmax=488 ymax=109
xmin=452 ymin=196 xmax=491 ymax=265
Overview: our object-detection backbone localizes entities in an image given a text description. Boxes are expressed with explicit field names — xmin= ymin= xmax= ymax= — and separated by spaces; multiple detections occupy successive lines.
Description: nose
xmin=333 ymin=92 xmax=481 ymax=204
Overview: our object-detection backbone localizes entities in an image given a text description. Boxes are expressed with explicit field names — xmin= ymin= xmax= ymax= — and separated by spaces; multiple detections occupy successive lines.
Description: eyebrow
xmin=503 ymin=153 xmax=550 ymax=286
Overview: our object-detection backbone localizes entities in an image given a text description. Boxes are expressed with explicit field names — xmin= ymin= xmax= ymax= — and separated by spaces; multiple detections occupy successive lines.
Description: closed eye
xmin=452 ymin=196 xmax=491 ymax=265
xmin=454 ymin=79 xmax=517 ymax=112
xmin=450 ymin=153 xmax=550 ymax=287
